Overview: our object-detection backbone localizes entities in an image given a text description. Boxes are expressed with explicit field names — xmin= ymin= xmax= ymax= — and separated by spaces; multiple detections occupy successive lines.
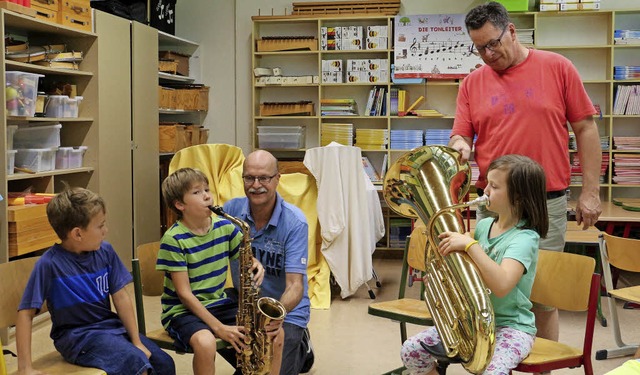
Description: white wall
xmin=177 ymin=0 xmax=639 ymax=153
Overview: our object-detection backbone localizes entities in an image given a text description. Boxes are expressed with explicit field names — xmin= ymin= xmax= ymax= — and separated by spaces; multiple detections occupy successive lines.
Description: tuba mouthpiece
xmin=466 ymin=194 xmax=490 ymax=207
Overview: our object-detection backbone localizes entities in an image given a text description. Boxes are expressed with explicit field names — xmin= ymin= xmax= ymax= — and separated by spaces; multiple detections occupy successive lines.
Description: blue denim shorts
xmin=73 ymin=333 xmax=175 ymax=375
xmin=167 ymin=302 xmax=238 ymax=352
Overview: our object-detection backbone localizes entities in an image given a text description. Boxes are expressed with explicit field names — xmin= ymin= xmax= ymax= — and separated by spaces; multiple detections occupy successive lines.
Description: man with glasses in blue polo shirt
xmin=224 ymin=150 xmax=314 ymax=375
xmin=448 ymin=1 xmax=602 ymax=356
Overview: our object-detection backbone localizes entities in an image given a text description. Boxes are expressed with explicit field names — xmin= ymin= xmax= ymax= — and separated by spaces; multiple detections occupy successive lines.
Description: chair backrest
xmin=530 ymin=250 xmax=596 ymax=311
xmin=0 ymin=257 xmax=40 ymax=330
xmin=601 ymin=232 xmax=640 ymax=273
xmin=136 ymin=242 xmax=164 ymax=296
xmin=531 ymin=250 xmax=600 ymax=367
xmin=168 ymin=144 xmax=246 ymax=206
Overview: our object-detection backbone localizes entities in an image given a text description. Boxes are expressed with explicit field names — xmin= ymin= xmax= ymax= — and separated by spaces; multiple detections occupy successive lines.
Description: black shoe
xmin=300 ymin=328 xmax=314 ymax=373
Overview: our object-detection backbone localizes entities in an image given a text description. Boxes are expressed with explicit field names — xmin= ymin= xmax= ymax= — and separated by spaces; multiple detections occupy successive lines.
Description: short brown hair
xmin=162 ymin=167 xmax=209 ymax=219
xmin=47 ymin=187 xmax=106 ymax=240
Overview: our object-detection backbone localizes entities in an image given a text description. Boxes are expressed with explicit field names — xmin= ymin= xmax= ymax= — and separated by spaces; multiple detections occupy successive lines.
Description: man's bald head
xmin=244 ymin=150 xmax=279 ymax=174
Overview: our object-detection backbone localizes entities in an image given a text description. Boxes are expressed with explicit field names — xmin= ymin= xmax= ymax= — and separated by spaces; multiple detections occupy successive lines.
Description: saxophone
xmin=383 ymin=146 xmax=495 ymax=374
xmin=210 ymin=206 xmax=287 ymax=375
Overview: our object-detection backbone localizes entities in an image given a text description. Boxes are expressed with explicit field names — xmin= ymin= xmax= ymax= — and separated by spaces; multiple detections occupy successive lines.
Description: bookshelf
xmin=252 ymin=10 xmax=640 ymax=250
xmin=0 ymin=10 xmax=99 ymax=263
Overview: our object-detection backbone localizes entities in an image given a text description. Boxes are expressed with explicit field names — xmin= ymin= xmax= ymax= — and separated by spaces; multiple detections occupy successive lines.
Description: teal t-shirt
xmin=156 ymin=215 xmax=243 ymax=328
xmin=474 ymin=217 xmax=539 ymax=335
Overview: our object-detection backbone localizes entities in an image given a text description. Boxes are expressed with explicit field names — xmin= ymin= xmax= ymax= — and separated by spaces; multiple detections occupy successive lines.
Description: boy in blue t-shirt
xmin=16 ymin=187 xmax=175 ymax=375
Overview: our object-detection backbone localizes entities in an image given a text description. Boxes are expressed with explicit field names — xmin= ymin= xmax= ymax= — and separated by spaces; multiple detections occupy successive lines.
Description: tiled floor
xmin=4 ymin=257 xmax=639 ymax=374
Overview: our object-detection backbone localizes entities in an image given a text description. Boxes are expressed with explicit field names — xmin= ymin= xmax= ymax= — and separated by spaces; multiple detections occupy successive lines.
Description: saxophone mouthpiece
xmin=467 ymin=194 xmax=490 ymax=207
xmin=209 ymin=205 xmax=225 ymax=215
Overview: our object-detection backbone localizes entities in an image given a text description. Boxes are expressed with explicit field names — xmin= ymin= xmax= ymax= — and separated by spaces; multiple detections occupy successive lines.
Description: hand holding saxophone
xmin=249 ymin=256 xmax=265 ymax=286
xmin=212 ymin=324 xmax=248 ymax=353
xmin=437 ymin=231 xmax=478 ymax=256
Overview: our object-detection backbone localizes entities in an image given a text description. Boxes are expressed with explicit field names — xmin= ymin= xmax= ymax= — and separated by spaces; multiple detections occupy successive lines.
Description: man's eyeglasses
xmin=242 ymin=174 xmax=278 ymax=185
xmin=471 ymin=25 xmax=508 ymax=55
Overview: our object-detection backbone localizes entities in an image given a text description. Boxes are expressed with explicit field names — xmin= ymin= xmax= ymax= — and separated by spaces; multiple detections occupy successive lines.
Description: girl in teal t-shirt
xmin=401 ymin=154 xmax=549 ymax=375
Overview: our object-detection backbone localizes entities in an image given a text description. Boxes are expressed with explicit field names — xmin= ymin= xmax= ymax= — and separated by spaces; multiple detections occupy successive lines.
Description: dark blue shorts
xmin=73 ymin=333 xmax=175 ymax=375
xmin=167 ymin=302 xmax=238 ymax=352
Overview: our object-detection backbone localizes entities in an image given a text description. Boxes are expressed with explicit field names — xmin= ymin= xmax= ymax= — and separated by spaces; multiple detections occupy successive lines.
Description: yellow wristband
xmin=464 ymin=240 xmax=478 ymax=253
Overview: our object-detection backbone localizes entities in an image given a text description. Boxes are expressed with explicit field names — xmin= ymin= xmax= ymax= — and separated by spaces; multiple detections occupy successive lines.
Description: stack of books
xmin=614 ymin=137 xmax=640 ymax=151
xmin=571 ymin=153 xmax=609 ymax=184
xmin=364 ymin=87 xmax=386 ymax=116
xmin=321 ymin=123 xmax=353 ymax=146
xmin=613 ymin=84 xmax=640 ymax=115
xmin=614 ymin=29 xmax=640 ymax=45
xmin=390 ymin=129 xmax=423 ymax=150
xmin=613 ymin=154 xmax=640 ymax=185
xmin=355 ymin=129 xmax=388 ymax=150
xmin=320 ymin=99 xmax=357 ymax=116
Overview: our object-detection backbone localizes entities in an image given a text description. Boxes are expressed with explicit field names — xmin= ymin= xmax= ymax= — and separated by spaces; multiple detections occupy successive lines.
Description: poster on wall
xmin=394 ymin=14 xmax=483 ymax=79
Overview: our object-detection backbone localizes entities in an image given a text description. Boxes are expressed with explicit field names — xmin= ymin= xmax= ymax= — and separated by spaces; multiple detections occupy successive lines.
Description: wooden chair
xmin=132 ymin=242 xmax=228 ymax=353
xmin=595 ymin=233 xmax=640 ymax=360
xmin=368 ymin=234 xmax=433 ymax=375
xmin=512 ymin=250 xmax=600 ymax=375
xmin=0 ymin=257 xmax=105 ymax=375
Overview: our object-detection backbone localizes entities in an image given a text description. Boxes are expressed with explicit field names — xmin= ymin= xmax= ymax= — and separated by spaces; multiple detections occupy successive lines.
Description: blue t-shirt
xmin=474 ymin=218 xmax=539 ymax=335
xmin=224 ymin=193 xmax=310 ymax=328
xmin=19 ymin=242 xmax=131 ymax=362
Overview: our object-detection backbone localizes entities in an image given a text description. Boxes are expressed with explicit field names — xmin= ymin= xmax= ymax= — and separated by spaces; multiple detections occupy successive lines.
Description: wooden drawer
xmin=59 ymin=0 xmax=92 ymax=31
xmin=31 ymin=0 xmax=59 ymax=12
xmin=8 ymin=205 xmax=57 ymax=258
xmin=32 ymin=4 xmax=58 ymax=24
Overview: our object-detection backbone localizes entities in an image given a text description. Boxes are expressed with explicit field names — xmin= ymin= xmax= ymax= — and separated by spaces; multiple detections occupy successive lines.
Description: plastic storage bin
xmin=45 ymin=95 xmax=67 ymax=118
xmin=6 ymin=125 xmax=17 ymax=150
xmin=15 ymin=148 xmax=57 ymax=172
xmin=56 ymin=146 xmax=88 ymax=169
xmin=257 ymin=133 xmax=305 ymax=149
xmin=13 ymin=124 xmax=62 ymax=149
xmin=257 ymin=126 xmax=305 ymax=134
xmin=5 ymin=71 xmax=45 ymax=117
xmin=64 ymin=96 xmax=83 ymax=118
xmin=7 ymin=149 xmax=16 ymax=175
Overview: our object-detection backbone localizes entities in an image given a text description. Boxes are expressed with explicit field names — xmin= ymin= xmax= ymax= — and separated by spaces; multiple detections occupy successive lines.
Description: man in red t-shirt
xmin=449 ymin=1 xmax=602 ymax=348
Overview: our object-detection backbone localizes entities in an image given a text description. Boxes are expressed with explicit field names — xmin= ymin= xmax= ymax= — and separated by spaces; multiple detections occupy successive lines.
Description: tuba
xmin=210 ymin=206 xmax=287 ymax=375
xmin=383 ymin=145 xmax=495 ymax=374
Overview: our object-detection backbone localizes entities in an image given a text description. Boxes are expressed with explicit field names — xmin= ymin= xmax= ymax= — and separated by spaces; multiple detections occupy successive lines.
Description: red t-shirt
xmin=452 ymin=49 xmax=597 ymax=191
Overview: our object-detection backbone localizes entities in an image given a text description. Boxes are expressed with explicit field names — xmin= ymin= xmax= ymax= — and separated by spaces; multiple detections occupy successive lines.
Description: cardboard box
xmin=159 ymin=51 xmax=190 ymax=77
xmin=8 ymin=205 xmax=57 ymax=257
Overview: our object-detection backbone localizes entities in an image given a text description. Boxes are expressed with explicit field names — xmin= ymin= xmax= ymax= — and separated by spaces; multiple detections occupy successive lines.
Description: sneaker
xmin=300 ymin=328 xmax=314 ymax=373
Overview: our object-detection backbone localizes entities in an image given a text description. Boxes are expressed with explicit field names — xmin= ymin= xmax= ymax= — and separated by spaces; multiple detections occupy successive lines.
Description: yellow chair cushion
xmin=520 ymin=337 xmax=582 ymax=365
xmin=8 ymin=351 xmax=105 ymax=375
xmin=609 ymin=286 xmax=640 ymax=304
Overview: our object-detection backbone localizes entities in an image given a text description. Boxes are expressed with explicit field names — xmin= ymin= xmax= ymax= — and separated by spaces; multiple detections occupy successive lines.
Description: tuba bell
xmin=383 ymin=145 xmax=495 ymax=374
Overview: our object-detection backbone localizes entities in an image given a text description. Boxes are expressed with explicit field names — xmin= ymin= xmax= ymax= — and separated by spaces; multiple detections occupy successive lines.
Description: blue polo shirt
xmin=224 ymin=193 xmax=310 ymax=328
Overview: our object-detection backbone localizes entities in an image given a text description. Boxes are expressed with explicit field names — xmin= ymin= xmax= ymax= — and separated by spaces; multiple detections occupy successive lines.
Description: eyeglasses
xmin=471 ymin=25 xmax=508 ymax=55
xmin=242 ymin=174 xmax=278 ymax=185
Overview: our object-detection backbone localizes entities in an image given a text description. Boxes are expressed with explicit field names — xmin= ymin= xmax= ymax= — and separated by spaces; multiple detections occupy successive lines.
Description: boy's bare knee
xmin=190 ymin=330 xmax=218 ymax=358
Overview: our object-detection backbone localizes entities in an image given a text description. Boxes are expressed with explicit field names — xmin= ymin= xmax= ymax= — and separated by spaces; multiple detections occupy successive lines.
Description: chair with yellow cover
xmin=0 ymin=257 xmax=105 ymax=375
xmin=168 ymin=143 xmax=246 ymax=205
xmin=131 ymin=242 xmax=228 ymax=353
xmin=512 ymin=250 xmax=600 ymax=375
xmin=595 ymin=233 xmax=640 ymax=360
xmin=278 ymin=172 xmax=331 ymax=310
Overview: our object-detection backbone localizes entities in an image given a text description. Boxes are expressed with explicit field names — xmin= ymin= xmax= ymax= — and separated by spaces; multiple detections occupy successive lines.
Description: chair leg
xmin=372 ymin=267 xmax=382 ymax=288
xmin=595 ymin=294 xmax=640 ymax=360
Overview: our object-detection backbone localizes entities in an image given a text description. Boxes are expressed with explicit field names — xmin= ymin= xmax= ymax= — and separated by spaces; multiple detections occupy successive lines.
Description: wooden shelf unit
xmin=0 ymin=9 xmax=99 ymax=262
